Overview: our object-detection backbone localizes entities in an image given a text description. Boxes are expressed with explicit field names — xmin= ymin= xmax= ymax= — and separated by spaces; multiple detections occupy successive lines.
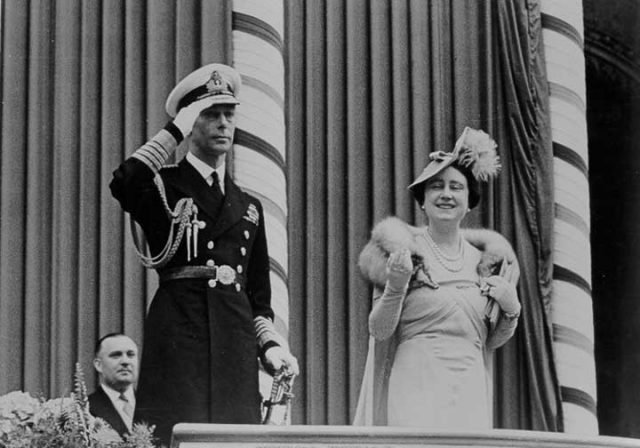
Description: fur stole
xmin=358 ymin=217 xmax=517 ymax=288
xmin=358 ymin=217 xmax=426 ymax=288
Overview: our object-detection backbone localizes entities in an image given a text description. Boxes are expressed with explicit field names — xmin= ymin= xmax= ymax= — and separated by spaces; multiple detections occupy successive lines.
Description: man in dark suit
xmin=109 ymin=63 xmax=298 ymax=446
xmin=88 ymin=333 xmax=139 ymax=438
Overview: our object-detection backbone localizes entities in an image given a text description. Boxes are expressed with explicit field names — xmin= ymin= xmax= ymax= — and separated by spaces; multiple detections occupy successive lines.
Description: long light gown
xmin=354 ymin=217 xmax=517 ymax=428
xmin=387 ymin=238 xmax=491 ymax=429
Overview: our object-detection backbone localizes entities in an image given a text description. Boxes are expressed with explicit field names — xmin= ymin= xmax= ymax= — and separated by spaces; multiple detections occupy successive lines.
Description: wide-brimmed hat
xmin=408 ymin=127 xmax=500 ymax=208
xmin=165 ymin=63 xmax=242 ymax=118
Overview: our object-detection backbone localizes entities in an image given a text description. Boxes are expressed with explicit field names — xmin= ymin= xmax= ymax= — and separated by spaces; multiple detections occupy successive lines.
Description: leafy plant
xmin=0 ymin=364 xmax=156 ymax=448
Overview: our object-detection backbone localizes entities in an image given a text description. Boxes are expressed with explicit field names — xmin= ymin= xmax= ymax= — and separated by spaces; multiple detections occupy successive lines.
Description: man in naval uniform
xmin=110 ymin=63 xmax=298 ymax=446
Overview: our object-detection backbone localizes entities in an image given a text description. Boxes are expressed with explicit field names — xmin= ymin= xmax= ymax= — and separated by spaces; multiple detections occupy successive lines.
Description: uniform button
xmin=206 ymin=259 xmax=215 ymax=267
xmin=207 ymin=241 xmax=214 ymax=249
xmin=240 ymin=247 xmax=246 ymax=256
xmin=237 ymin=265 xmax=243 ymax=274
xmin=208 ymin=279 xmax=216 ymax=288
xmin=244 ymin=230 xmax=250 ymax=240
xmin=235 ymin=284 xmax=241 ymax=292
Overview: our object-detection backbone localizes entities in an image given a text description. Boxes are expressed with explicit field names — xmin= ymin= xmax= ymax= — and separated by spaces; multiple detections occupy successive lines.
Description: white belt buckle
xmin=216 ymin=265 xmax=236 ymax=285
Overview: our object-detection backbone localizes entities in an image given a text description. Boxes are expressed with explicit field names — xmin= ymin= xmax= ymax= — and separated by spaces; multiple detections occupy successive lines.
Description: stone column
xmin=541 ymin=0 xmax=598 ymax=434
xmin=230 ymin=0 xmax=289 ymax=394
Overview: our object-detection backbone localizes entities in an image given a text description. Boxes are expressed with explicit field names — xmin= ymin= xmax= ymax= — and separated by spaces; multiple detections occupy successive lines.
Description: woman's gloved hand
xmin=385 ymin=249 xmax=413 ymax=292
xmin=484 ymin=274 xmax=520 ymax=314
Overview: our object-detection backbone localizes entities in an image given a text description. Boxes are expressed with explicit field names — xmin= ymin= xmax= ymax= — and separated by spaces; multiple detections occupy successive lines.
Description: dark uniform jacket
xmin=88 ymin=387 xmax=130 ymax=438
xmin=110 ymin=154 xmax=274 ymax=444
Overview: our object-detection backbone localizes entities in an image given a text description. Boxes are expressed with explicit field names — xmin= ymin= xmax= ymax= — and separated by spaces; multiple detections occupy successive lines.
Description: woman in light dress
xmin=355 ymin=127 xmax=521 ymax=429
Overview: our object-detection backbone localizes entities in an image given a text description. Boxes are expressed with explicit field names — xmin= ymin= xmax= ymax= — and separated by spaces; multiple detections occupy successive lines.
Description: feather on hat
xmin=408 ymin=127 xmax=500 ymax=207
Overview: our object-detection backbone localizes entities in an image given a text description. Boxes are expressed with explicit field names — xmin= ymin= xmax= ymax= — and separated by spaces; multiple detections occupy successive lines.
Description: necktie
xmin=119 ymin=393 xmax=134 ymax=425
xmin=209 ymin=171 xmax=224 ymax=214
xmin=211 ymin=171 xmax=222 ymax=196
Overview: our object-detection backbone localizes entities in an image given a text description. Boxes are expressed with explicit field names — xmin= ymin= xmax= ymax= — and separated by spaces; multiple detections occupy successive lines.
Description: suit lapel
xmin=93 ymin=388 xmax=128 ymax=435
xmin=166 ymin=159 xmax=223 ymax=220
xmin=208 ymin=173 xmax=248 ymax=238
xmin=165 ymin=160 xmax=248 ymax=238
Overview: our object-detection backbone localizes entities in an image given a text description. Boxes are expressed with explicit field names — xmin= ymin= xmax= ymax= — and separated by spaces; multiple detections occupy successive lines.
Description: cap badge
xmin=206 ymin=71 xmax=226 ymax=94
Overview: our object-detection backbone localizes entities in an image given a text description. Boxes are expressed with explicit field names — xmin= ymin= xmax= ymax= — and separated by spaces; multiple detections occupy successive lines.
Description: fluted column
xmin=541 ymin=0 xmax=598 ymax=434
xmin=230 ymin=0 xmax=289 ymax=374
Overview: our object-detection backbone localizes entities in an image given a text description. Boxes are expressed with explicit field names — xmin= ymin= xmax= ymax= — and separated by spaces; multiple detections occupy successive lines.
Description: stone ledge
xmin=171 ymin=424 xmax=640 ymax=448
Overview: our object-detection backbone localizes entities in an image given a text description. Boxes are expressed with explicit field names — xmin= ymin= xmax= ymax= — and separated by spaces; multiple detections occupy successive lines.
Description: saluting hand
xmin=172 ymin=97 xmax=217 ymax=138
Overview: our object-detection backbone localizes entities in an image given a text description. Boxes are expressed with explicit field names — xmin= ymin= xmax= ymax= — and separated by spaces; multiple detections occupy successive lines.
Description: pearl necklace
xmin=422 ymin=227 xmax=465 ymax=272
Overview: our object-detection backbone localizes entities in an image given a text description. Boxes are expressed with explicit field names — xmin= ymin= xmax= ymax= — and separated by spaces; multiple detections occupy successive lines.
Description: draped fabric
xmin=0 ymin=0 xmax=562 ymax=430
xmin=286 ymin=0 xmax=562 ymax=429
xmin=491 ymin=0 xmax=563 ymax=431
xmin=0 ymin=0 xmax=233 ymax=397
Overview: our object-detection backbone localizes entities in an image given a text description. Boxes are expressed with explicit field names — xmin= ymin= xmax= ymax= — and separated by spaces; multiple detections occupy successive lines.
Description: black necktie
xmin=210 ymin=171 xmax=224 ymax=212
xmin=211 ymin=171 xmax=222 ymax=196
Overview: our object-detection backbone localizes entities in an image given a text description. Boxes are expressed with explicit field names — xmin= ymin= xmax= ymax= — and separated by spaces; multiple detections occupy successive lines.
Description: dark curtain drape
xmin=0 ymin=0 xmax=233 ymax=397
xmin=286 ymin=0 xmax=562 ymax=429
xmin=0 ymin=0 xmax=562 ymax=431
xmin=491 ymin=0 xmax=563 ymax=431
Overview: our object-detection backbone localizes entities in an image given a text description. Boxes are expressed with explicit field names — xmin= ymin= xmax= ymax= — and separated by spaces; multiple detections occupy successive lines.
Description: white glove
xmin=172 ymin=97 xmax=217 ymax=138
xmin=484 ymin=274 xmax=520 ymax=314
xmin=385 ymin=249 xmax=413 ymax=292
xmin=264 ymin=346 xmax=299 ymax=376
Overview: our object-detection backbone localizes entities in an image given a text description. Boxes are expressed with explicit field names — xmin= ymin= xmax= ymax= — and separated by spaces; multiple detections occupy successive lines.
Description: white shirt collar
xmin=100 ymin=383 xmax=135 ymax=404
xmin=186 ymin=152 xmax=226 ymax=193
xmin=100 ymin=383 xmax=135 ymax=428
